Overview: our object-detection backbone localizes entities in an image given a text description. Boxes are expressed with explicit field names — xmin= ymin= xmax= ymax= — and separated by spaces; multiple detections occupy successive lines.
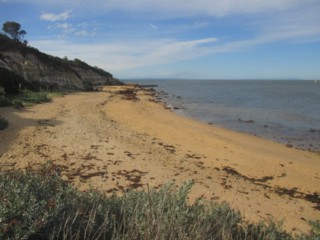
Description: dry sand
xmin=0 ymin=85 xmax=319 ymax=233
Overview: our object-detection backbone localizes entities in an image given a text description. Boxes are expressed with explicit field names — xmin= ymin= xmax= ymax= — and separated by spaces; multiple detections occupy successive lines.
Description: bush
xmin=0 ymin=90 xmax=52 ymax=109
xmin=0 ymin=165 xmax=318 ymax=239
xmin=11 ymin=99 xmax=24 ymax=109
xmin=0 ymin=96 xmax=11 ymax=107
xmin=0 ymin=116 xmax=9 ymax=130
xmin=20 ymin=90 xmax=51 ymax=104
xmin=0 ymin=166 xmax=117 ymax=239
xmin=297 ymin=220 xmax=320 ymax=240
xmin=5 ymin=90 xmax=52 ymax=107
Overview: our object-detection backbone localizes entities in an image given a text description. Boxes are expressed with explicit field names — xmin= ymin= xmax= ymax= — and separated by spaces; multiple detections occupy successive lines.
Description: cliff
xmin=0 ymin=34 xmax=122 ymax=93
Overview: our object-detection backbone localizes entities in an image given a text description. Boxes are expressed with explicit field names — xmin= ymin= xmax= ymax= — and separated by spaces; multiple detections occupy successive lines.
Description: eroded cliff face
xmin=0 ymin=51 xmax=82 ymax=89
xmin=0 ymin=35 xmax=122 ymax=91
xmin=71 ymin=66 xmax=121 ymax=87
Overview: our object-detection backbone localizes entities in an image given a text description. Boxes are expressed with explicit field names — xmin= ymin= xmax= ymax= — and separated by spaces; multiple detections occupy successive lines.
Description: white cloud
xmin=30 ymin=0 xmax=314 ymax=17
xmin=12 ymin=0 xmax=316 ymax=18
xmin=149 ymin=24 xmax=158 ymax=29
xmin=23 ymin=0 xmax=320 ymax=79
xmin=31 ymin=0 xmax=320 ymax=43
xmin=48 ymin=22 xmax=76 ymax=34
xmin=30 ymin=37 xmax=218 ymax=72
xmin=47 ymin=21 xmax=98 ymax=38
xmin=55 ymin=23 xmax=72 ymax=30
xmin=74 ymin=30 xmax=92 ymax=37
xmin=40 ymin=10 xmax=72 ymax=22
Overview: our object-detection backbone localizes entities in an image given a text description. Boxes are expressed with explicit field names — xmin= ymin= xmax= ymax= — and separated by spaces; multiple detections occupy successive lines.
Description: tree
xmin=2 ymin=21 xmax=27 ymax=42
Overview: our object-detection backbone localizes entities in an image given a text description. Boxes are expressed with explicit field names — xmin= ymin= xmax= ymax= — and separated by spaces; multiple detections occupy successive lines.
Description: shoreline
xmin=0 ymin=85 xmax=319 ymax=234
xmin=140 ymin=80 xmax=320 ymax=154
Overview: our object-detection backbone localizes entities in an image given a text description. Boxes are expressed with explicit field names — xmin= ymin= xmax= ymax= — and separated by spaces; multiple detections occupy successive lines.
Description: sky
xmin=0 ymin=0 xmax=320 ymax=80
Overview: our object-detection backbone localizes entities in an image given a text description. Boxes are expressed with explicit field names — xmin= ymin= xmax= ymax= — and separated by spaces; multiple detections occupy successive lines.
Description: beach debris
xmin=185 ymin=153 xmax=204 ymax=160
xmin=80 ymin=171 xmax=107 ymax=180
xmin=310 ymin=128 xmax=320 ymax=133
xmin=38 ymin=119 xmax=56 ymax=127
xmin=223 ymin=166 xmax=320 ymax=210
xmin=238 ymin=118 xmax=254 ymax=123
xmin=223 ymin=166 xmax=274 ymax=183
xmin=117 ymin=87 xmax=139 ymax=101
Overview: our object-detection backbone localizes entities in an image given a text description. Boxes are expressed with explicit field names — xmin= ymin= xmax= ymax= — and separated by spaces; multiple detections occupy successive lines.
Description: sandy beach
xmin=0 ymin=85 xmax=319 ymax=233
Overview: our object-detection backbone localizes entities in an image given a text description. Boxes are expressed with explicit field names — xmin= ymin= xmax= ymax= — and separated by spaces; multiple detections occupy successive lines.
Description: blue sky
xmin=1 ymin=0 xmax=320 ymax=80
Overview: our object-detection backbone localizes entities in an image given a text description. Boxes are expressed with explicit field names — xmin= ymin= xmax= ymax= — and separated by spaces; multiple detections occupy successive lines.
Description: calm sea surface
xmin=129 ymin=80 xmax=320 ymax=152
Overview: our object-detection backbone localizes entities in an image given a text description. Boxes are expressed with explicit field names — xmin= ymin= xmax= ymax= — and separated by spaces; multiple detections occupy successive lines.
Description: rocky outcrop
xmin=0 ymin=34 xmax=122 ymax=92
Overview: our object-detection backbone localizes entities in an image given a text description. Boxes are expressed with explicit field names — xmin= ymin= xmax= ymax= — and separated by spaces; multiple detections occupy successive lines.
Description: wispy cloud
xmin=47 ymin=21 xmax=98 ymax=38
xmin=40 ymin=9 xmax=72 ymax=22
xmin=30 ymin=37 xmax=218 ymax=71
xmin=149 ymin=24 xmax=158 ymax=29
xmin=74 ymin=30 xmax=92 ymax=37
xmin=28 ymin=0 xmax=317 ymax=17
xmin=17 ymin=0 xmax=320 ymax=79
xmin=33 ymin=0 xmax=320 ymax=42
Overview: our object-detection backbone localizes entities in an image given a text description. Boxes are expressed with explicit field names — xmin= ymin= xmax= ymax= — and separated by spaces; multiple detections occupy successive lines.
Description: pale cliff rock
xmin=0 ymin=34 xmax=122 ymax=92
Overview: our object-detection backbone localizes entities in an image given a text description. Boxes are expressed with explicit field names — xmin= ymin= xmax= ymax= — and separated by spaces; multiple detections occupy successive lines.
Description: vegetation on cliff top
xmin=0 ymin=32 xmax=113 ymax=79
xmin=2 ymin=21 xmax=27 ymax=44
xmin=1 ymin=21 xmax=118 ymax=94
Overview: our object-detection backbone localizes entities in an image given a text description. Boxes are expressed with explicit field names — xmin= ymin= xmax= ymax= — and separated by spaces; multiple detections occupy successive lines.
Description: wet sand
xmin=0 ymin=85 xmax=319 ymax=233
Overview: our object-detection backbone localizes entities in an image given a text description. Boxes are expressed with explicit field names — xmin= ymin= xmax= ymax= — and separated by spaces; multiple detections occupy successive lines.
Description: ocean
xmin=128 ymin=80 xmax=320 ymax=152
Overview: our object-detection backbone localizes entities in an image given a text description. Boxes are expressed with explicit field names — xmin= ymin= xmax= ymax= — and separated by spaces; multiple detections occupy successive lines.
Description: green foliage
xmin=297 ymin=220 xmax=320 ymax=240
xmin=18 ymin=90 xmax=51 ymax=104
xmin=2 ymin=21 xmax=27 ymax=42
xmin=11 ymin=99 xmax=24 ymax=109
xmin=2 ymin=165 xmax=311 ymax=240
xmin=0 ymin=116 xmax=8 ymax=130
xmin=0 ymin=96 xmax=11 ymax=107
xmin=0 ymin=90 xmax=52 ymax=109
xmin=113 ymin=182 xmax=292 ymax=240
xmin=0 ymin=165 xmax=115 ymax=239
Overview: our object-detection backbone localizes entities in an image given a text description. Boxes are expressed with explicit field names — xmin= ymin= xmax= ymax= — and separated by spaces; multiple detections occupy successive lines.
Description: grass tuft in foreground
xmin=0 ymin=164 xmax=318 ymax=240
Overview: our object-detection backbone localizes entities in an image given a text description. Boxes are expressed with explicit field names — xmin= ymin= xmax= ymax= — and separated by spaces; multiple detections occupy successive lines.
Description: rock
xmin=310 ymin=129 xmax=320 ymax=133
xmin=0 ymin=34 xmax=122 ymax=91
xmin=238 ymin=118 xmax=254 ymax=123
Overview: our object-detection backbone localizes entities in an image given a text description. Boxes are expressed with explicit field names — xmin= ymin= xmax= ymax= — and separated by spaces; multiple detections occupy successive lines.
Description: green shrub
xmin=1 ymin=90 xmax=53 ymax=109
xmin=20 ymin=90 xmax=51 ymax=104
xmin=12 ymin=99 xmax=24 ymax=109
xmin=0 ymin=116 xmax=9 ymax=130
xmin=297 ymin=220 xmax=320 ymax=240
xmin=0 ymin=96 xmax=11 ymax=107
xmin=1 ymin=164 xmax=318 ymax=239
xmin=112 ymin=182 xmax=291 ymax=240
xmin=0 ymin=165 xmax=115 ymax=239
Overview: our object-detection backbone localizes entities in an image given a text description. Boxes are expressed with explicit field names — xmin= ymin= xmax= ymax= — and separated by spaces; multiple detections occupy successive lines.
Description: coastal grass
xmin=0 ymin=164 xmax=319 ymax=240
xmin=0 ymin=90 xmax=67 ymax=109
xmin=8 ymin=90 xmax=52 ymax=107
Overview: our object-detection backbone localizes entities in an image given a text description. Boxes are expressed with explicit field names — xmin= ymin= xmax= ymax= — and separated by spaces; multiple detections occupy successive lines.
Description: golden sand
xmin=0 ymin=85 xmax=319 ymax=233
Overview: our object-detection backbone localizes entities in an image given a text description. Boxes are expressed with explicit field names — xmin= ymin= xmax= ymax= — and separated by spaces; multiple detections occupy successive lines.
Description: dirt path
xmin=0 ymin=86 xmax=319 ymax=234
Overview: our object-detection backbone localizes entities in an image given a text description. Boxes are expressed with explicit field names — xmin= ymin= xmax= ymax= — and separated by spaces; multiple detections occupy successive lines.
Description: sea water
xmin=130 ymin=80 xmax=320 ymax=152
